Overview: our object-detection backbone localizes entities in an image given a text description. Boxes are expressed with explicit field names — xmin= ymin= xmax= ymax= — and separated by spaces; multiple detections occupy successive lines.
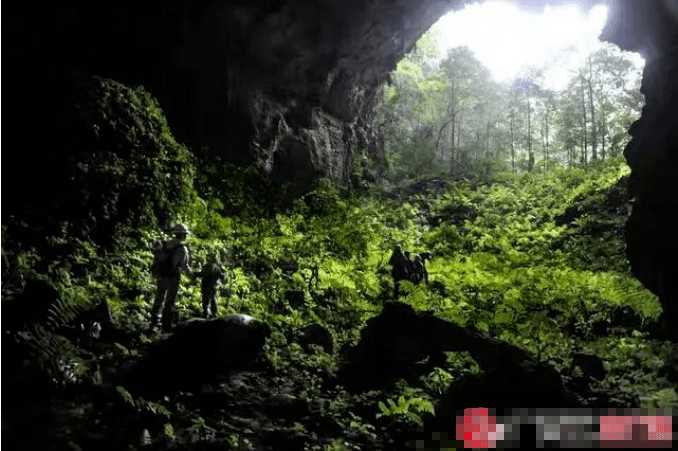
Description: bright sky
xmin=429 ymin=0 xmax=644 ymax=91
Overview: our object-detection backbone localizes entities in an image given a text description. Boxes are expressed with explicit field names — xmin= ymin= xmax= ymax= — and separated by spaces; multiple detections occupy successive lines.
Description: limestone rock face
xmin=601 ymin=0 xmax=678 ymax=339
xmin=4 ymin=0 xmax=467 ymax=188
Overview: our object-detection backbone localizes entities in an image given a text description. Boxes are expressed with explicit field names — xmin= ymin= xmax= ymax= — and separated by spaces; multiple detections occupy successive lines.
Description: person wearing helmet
xmin=150 ymin=224 xmax=193 ymax=332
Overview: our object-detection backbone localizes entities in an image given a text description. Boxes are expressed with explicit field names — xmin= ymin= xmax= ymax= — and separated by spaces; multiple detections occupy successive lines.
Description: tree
xmin=438 ymin=46 xmax=492 ymax=168
xmin=377 ymin=33 xmax=643 ymax=180
xmin=378 ymin=30 xmax=449 ymax=179
xmin=587 ymin=44 xmax=644 ymax=159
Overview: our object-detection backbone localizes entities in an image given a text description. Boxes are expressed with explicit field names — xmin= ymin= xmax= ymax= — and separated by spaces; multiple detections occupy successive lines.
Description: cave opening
xmin=1 ymin=1 xmax=678 ymax=449
xmin=379 ymin=0 xmax=645 ymax=182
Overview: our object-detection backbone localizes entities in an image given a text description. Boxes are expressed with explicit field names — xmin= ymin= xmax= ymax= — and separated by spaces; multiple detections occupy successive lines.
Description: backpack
xmin=152 ymin=241 xmax=184 ymax=277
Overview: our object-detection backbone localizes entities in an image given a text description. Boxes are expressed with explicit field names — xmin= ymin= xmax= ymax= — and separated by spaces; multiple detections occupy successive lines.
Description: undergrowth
xmin=2 ymin=76 xmax=674 ymax=450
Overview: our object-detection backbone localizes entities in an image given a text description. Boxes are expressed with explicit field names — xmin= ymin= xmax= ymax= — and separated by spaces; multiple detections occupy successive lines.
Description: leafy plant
xmin=376 ymin=395 xmax=435 ymax=426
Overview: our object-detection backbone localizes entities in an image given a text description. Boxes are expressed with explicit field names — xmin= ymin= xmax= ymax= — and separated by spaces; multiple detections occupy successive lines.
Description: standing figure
xmin=412 ymin=255 xmax=425 ymax=285
xmin=388 ymin=244 xmax=410 ymax=299
xmin=419 ymin=251 xmax=433 ymax=285
xmin=404 ymin=251 xmax=416 ymax=283
xmin=150 ymin=224 xmax=192 ymax=332
xmin=194 ymin=252 xmax=226 ymax=319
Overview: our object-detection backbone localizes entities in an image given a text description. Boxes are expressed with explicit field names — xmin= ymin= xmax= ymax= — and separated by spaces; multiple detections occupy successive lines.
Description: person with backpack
xmin=412 ymin=254 xmax=424 ymax=285
xmin=193 ymin=252 xmax=226 ymax=319
xmin=388 ymin=244 xmax=410 ymax=299
xmin=404 ymin=251 xmax=416 ymax=283
xmin=150 ymin=224 xmax=193 ymax=332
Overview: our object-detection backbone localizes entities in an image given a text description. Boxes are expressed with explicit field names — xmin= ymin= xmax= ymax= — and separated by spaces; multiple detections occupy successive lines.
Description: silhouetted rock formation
xmin=299 ymin=323 xmax=334 ymax=354
xmin=602 ymin=0 xmax=678 ymax=341
xmin=339 ymin=302 xmax=638 ymax=413
xmin=124 ymin=315 xmax=271 ymax=399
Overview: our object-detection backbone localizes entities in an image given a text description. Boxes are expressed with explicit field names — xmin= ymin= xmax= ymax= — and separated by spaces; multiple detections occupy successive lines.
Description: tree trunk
xmin=527 ymin=93 xmax=533 ymax=172
xmin=600 ymin=103 xmax=607 ymax=160
xmin=580 ymin=73 xmax=588 ymax=164
xmin=510 ymin=112 xmax=515 ymax=171
xmin=450 ymin=112 xmax=456 ymax=163
xmin=486 ymin=122 xmax=491 ymax=159
xmin=436 ymin=117 xmax=454 ymax=158
xmin=457 ymin=113 xmax=461 ymax=149
xmin=544 ymin=109 xmax=550 ymax=172
xmin=587 ymin=57 xmax=597 ymax=161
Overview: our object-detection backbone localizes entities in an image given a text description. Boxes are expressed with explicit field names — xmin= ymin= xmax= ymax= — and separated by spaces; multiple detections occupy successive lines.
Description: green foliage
xmin=641 ymin=389 xmax=678 ymax=409
xmin=376 ymin=394 xmax=435 ymax=426
xmin=115 ymin=386 xmax=171 ymax=418
xmin=379 ymin=33 xmax=642 ymax=181
xmin=2 ymin=77 xmax=671 ymax=451
xmin=186 ymin=415 xmax=217 ymax=442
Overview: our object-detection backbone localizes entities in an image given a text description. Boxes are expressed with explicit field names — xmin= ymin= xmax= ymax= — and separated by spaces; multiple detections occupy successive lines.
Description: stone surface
xmin=5 ymin=0 xmax=469 ymax=189
xmin=298 ymin=323 xmax=334 ymax=354
xmin=339 ymin=302 xmax=637 ymax=413
xmin=1 ymin=279 xmax=60 ymax=331
xmin=124 ymin=316 xmax=271 ymax=398
xmin=571 ymin=351 xmax=607 ymax=382
xmin=605 ymin=1 xmax=678 ymax=340
xmin=337 ymin=302 xmax=491 ymax=391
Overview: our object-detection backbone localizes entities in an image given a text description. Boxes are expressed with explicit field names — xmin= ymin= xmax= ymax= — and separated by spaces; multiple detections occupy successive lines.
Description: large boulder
xmin=337 ymin=302 xmax=473 ymax=391
xmin=1 ymin=278 xmax=60 ymax=332
xmin=338 ymin=302 xmax=636 ymax=413
xmin=124 ymin=315 xmax=271 ymax=399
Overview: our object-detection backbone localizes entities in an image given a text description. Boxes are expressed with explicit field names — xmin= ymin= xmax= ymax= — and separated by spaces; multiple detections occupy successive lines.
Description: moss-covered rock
xmin=4 ymin=68 xmax=195 ymax=250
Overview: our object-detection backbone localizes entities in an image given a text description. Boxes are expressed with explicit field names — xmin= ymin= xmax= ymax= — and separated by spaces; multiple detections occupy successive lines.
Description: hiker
xmin=412 ymin=255 xmax=425 ymax=285
xmin=404 ymin=251 xmax=416 ymax=283
xmin=388 ymin=244 xmax=410 ymax=299
xmin=193 ymin=252 xmax=226 ymax=319
xmin=150 ymin=224 xmax=193 ymax=332
xmin=418 ymin=251 xmax=432 ymax=285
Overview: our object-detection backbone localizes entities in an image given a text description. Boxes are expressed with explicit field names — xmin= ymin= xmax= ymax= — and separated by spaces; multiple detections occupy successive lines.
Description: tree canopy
xmin=378 ymin=31 xmax=644 ymax=183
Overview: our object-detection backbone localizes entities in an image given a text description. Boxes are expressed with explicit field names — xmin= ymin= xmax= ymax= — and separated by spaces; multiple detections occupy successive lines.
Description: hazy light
xmin=430 ymin=1 xmax=625 ymax=90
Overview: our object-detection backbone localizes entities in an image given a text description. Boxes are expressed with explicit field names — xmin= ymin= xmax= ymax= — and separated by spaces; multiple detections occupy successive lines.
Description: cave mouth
xmin=379 ymin=0 xmax=645 ymax=181
xmin=378 ymin=0 xmax=676 ymax=340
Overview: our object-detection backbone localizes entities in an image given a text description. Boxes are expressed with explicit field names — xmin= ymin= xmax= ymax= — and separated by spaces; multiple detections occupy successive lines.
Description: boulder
xmin=338 ymin=302 xmax=632 ymax=413
xmin=571 ymin=351 xmax=607 ymax=382
xmin=298 ymin=324 xmax=334 ymax=354
xmin=68 ymin=300 xmax=115 ymax=340
xmin=284 ymin=290 xmax=306 ymax=309
xmin=264 ymin=393 xmax=312 ymax=419
xmin=337 ymin=302 xmax=474 ymax=392
xmin=124 ymin=316 xmax=271 ymax=398
xmin=433 ymin=364 xmax=581 ymax=423
xmin=1 ymin=278 xmax=59 ymax=331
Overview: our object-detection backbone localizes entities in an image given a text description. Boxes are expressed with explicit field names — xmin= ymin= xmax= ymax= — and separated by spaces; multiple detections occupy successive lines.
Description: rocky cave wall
xmin=4 ymin=0 xmax=468 ymax=195
xmin=601 ymin=0 xmax=678 ymax=335
xmin=2 ymin=0 xmax=677 ymax=329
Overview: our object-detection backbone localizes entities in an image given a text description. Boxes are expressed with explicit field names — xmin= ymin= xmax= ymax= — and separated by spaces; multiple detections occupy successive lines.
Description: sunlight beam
xmin=430 ymin=1 xmax=626 ymax=90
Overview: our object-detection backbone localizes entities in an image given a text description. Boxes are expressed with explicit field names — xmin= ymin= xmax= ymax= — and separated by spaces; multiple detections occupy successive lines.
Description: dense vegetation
xmin=378 ymin=30 xmax=644 ymax=182
xmin=2 ymin=71 xmax=675 ymax=450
